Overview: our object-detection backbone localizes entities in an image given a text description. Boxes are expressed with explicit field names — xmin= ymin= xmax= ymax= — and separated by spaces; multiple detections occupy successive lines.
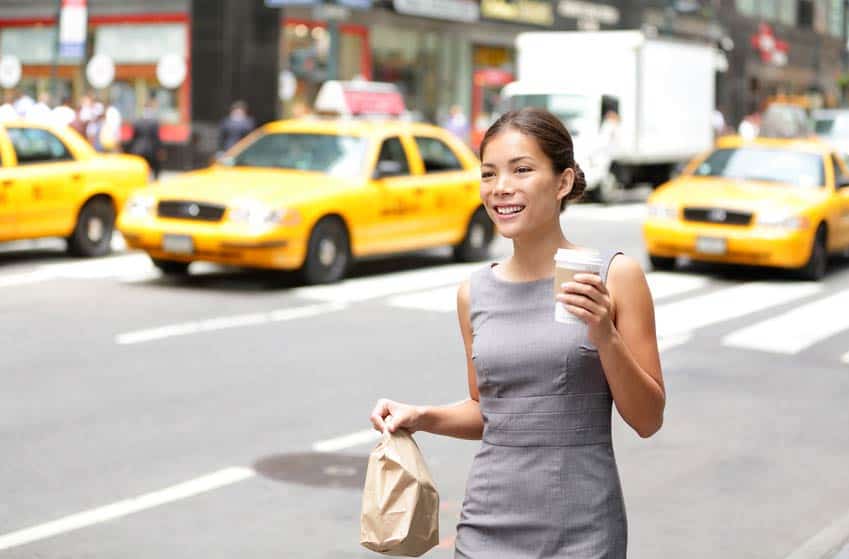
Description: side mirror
xmin=838 ymin=176 xmax=849 ymax=189
xmin=373 ymin=160 xmax=404 ymax=179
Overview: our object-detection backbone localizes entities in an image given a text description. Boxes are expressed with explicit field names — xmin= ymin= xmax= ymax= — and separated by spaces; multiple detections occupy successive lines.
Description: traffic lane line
xmin=784 ymin=507 xmax=849 ymax=559
xmin=0 ymin=429 xmax=383 ymax=551
xmin=0 ymin=467 xmax=255 ymax=551
xmin=115 ymin=302 xmax=348 ymax=345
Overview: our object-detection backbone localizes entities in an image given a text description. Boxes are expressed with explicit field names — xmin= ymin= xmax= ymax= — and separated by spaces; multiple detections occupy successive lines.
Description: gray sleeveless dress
xmin=454 ymin=251 xmax=627 ymax=559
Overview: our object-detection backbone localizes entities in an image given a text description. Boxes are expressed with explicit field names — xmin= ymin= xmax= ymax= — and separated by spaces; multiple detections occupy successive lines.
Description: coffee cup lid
xmin=554 ymin=248 xmax=603 ymax=267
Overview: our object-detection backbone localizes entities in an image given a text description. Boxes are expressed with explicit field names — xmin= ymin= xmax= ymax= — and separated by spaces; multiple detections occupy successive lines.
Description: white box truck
xmin=501 ymin=31 xmax=717 ymax=203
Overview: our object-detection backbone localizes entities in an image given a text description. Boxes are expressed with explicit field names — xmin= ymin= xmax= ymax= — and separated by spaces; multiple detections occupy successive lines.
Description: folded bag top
xmin=360 ymin=424 xmax=439 ymax=557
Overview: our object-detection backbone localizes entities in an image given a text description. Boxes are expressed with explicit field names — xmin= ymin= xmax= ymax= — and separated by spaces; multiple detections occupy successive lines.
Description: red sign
xmin=343 ymin=90 xmax=405 ymax=116
xmin=751 ymin=23 xmax=788 ymax=66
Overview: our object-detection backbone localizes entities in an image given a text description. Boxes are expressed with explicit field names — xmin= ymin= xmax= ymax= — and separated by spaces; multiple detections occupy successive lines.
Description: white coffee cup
xmin=554 ymin=248 xmax=603 ymax=324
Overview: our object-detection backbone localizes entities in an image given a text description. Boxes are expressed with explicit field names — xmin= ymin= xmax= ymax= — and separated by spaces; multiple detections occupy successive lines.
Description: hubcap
xmin=469 ymin=223 xmax=486 ymax=249
xmin=87 ymin=217 xmax=104 ymax=242
xmin=318 ymin=238 xmax=337 ymax=267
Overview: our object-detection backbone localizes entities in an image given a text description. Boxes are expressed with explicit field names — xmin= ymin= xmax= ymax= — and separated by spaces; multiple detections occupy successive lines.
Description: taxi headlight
xmin=646 ymin=203 xmax=678 ymax=220
xmin=124 ymin=194 xmax=155 ymax=218
xmin=755 ymin=211 xmax=809 ymax=230
xmin=228 ymin=200 xmax=301 ymax=227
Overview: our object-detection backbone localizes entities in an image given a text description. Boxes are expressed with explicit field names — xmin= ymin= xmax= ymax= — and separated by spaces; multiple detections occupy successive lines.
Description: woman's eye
xmin=481 ymin=171 xmax=494 ymax=179
xmin=516 ymin=166 xmax=532 ymax=174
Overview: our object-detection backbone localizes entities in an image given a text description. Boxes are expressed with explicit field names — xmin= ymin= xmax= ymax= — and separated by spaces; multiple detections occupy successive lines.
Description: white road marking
xmin=0 ymin=269 xmax=53 ymax=288
xmin=842 ymin=351 xmax=849 ymax=365
xmin=655 ymin=282 xmax=823 ymax=339
xmin=784 ymin=507 xmax=849 ymax=559
xmin=293 ymin=262 xmax=480 ymax=303
xmin=115 ymin=302 xmax=347 ymax=345
xmin=645 ymin=272 xmax=709 ymax=301
xmin=722 ymin=289 xmax=849 ymax=354
xmin=387 ymin=285 xmax=459 ymax=313
xmin=0 ymin=467 xmax=255 ymax=551
xmin=312 ymin=429 xmax=381 ymax=453
xmin=565 ymin=203 xmax=646 ymax=222
xmin=40 ymin=254 xmax=152 ymax=279
xmin=657 ymin=332 xmax=692 ymax=352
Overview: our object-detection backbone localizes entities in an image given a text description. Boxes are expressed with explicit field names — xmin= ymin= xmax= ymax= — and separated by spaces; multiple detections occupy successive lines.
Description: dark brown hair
xmin=479 ymin=108 xmax=586 ymax=210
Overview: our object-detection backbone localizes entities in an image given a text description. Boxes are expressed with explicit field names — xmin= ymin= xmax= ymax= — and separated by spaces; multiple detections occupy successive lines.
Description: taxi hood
xmin=652 ymin=177 xmax=829 ymax=211
xmin=148 ymin=167 xmax=362 ymax=206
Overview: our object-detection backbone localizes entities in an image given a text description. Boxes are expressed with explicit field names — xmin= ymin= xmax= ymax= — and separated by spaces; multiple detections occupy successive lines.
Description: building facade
xmin=0 ymin=0 xmax=846 ymax=167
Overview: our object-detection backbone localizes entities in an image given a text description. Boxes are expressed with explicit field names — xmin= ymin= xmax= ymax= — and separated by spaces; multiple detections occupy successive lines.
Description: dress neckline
xmin=488 ymin=262 xmax=553 ymax=286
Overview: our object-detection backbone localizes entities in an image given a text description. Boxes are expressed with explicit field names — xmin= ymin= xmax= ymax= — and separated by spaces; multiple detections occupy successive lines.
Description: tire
xmin=67 ymin=197 xmax=115 ymax=257
xmin=649 ymin=255 xmax=676 ymax=271
xmin=797 ymin=226 xmax=828 ymax=281
xmin=453 ymin=207 xmax=494 ymax=262
xmin=300 ymin=217 xmax=351 ymax=285
xmin=152 ymin=258 xmax=190 ymax=276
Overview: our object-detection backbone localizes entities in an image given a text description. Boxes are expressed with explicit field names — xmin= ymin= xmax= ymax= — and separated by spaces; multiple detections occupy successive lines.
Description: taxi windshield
xmin=693 ymin=147 xmax=825 ymax=188
xmin=228 ymin=133 xmax=367 ymax=176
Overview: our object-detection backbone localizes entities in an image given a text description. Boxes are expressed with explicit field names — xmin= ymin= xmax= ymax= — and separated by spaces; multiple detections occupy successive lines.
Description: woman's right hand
xmin=370 ymin=398 xmax=426 ymax=434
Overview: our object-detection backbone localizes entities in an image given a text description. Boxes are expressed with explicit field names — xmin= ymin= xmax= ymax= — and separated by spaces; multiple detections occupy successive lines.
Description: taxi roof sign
xmin=314 ymin=80 xmax=405 ymax=117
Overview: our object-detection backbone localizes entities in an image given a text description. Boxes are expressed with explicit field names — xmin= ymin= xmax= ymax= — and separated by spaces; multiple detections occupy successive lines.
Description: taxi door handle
xmin=1 ymin=179 xmax=12 ymax=188
xmin=414 ymin=188 xmax=425 ymax=195
xmin=71 ymin=174 xmax=82 ymax=181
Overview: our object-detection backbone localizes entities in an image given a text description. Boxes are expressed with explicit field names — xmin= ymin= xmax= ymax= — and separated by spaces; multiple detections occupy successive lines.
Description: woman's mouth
xmin=493 ymin=205 xmax=526 ymax=219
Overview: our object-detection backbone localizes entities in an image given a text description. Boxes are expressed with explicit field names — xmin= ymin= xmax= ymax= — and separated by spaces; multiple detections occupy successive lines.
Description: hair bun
xmin=567 ymin=163 xmax=587 ymax=203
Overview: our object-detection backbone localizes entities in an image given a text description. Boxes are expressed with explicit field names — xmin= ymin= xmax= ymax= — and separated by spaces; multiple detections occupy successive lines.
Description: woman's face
xmin=480 ymin=128 xmax=573 ymax=240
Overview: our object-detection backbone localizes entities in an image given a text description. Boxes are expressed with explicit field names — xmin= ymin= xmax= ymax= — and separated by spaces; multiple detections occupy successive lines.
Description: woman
xmin=370 ymin=108 xmax=665 ymax=558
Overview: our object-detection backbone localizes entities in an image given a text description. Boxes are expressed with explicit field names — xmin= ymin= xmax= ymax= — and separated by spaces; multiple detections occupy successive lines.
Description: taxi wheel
xmin=453 ymin=208 xmax=494 ymax=262
xmin=649 ymin=255 xmax=676 ymax=271
xmin=67 ymin=197 xmax=115 ymax=257
xmin=152 ymin=259 xmax=190 ymax=276
xmin=798 ymin=227 xmax=827 ymax=281
xmin=301 ymin=217 xmax=351 ymax=285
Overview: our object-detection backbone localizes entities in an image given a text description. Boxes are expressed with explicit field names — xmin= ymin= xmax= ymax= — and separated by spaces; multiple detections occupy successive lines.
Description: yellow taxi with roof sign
xmin=643 ymin=135 xmax=849 ymax=280
xmin=117 ymin=81 xmax=492 ymax=284
xmin=0 ymin=121 xmax=149 ymax=256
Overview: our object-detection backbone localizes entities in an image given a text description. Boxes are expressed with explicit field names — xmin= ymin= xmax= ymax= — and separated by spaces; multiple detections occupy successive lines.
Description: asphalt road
xmin=2 ymin=202 xmax=849 ymax=559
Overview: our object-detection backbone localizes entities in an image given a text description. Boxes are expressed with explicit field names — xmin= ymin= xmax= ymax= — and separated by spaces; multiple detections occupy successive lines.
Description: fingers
xmin=369 ymin=399 xmax=391 ymax=433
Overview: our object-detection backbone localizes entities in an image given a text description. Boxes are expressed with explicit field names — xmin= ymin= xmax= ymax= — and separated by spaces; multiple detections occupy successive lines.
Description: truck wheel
xmin=67 ymin=197 xmax=115 ymax=257
xmin=152 ymin=258 xmax=190 ymax=276
xmin=453 ymin=207 xmax=494 ymax=262
xmin=596 ymin=171 xmax=621 ymax=205
xmin=649 ymin=255 xmax=676 ymax=271
xmin=797 ymin=227 xmax=827 ymax=281
xmin=301 ymin=217 xmax=351 ymax=284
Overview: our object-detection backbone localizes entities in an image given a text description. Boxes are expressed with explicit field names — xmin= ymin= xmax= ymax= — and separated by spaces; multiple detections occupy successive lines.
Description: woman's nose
xmin=493 ymin=174 xmax=513 ymax=195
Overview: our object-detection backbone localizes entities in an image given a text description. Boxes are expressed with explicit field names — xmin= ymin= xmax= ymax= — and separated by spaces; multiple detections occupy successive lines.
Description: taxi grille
xmin=157 ymin=201 xmax=226 ymax=222
xmin=683 ymin=207 xmax=752 ymax=226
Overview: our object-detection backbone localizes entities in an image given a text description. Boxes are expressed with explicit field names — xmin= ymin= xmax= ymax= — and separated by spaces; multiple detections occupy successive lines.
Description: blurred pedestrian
xmin=441 ymin=104 xmax=470 ymax=143
xmin=86 ymin=102 xmax=107 ymax=151
xmin=13 ymin=90 xmax=34 ymax=118
xmin=370 ymin=108 xmax=665 ymax=559
xmin=51 ymin=96 xmax=77 ymax=128
xmin=0 ymin=91 xmax=17 ymax=122
xmin=218 ymin=100 xmax=255 ymax=153
xmin=99 ymin=99 xmax=122 ymax=152
xmin=712 ymin=109 xmax=727 ymax=138
xmin=71 ymin=94 xmax=95 ymax=137
xmin=129 ymin=98 xmax=164 ymax=179
xmin=25 ymin=92 xmax=53 ymax=123
xmin=738 ymin=111 xmax=761 ymax=140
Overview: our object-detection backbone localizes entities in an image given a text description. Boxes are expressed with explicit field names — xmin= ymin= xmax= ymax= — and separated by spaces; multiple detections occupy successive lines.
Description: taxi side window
xmin=833 ymin=154 xmax=849 ymax=186
xmin=376 ymin=137 xmax=410 ymax=176
xmin=7 ymin=128 xmax=73 ymax=165
xmin=414 ymin=137 xmax=463 ymax=173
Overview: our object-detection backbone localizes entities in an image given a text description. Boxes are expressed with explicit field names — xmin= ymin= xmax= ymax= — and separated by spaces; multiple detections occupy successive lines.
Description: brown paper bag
xmin=360 ymin=427 xmax=439 ymax=556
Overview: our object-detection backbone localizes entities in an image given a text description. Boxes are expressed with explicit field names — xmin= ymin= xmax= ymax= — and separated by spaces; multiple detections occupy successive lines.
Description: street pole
xmin=324 ymin=0 xmax=339 ymax=81
xmin=51 ymin=0 xmax=61 ymax=103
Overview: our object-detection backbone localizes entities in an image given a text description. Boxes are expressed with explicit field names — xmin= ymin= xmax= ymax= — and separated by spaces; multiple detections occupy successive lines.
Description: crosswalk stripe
xmin=565 ymin=203 xmax=646 ymax=222
xmin=655 ymin=282 xmax=823 ymax=338
xmin=645 ymin=272 xmax=709 ymax=301
xmin=722 ymin=289 xmax=849 ymax=354
xmin=292 ymin=262 xmax=480 ymax=303
xmin=387 ymin=285 xmax=459 ymax=312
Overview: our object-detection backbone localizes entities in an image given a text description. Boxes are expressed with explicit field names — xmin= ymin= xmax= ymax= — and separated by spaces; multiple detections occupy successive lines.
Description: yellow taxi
xmin=643 ymin=135 xmax=849 ymax=280
xmin=117 ymin=118 xmax=490 ymax=284
xmin=0 ymin=122 xmax=149 ymax=256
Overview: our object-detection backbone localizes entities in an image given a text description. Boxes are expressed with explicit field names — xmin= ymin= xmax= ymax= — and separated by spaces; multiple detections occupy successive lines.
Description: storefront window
xmin=282 ymin=21 xmax=366 ymax=117
xmin=736 ymin=0 xmax=757 ymax=16
xmin=0 ymin=26 xmax=76 ymax=101
xmin=828 ymin=0 xmax=843 ymax=36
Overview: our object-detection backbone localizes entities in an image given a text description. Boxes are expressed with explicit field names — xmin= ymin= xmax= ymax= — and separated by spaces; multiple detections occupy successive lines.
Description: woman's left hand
xmin=557 ymin=273 xmax=616 ymax=347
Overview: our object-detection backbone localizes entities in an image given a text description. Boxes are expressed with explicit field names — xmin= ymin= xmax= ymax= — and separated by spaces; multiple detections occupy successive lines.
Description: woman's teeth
xmin=495 ymin=205 xmax=525 ymax=215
